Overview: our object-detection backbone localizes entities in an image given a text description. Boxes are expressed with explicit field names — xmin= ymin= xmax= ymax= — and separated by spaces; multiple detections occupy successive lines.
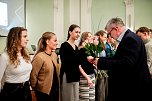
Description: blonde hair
xmin=35 ymin=32 xmax=56 ymax=55
xmin=78 ymin=32 xmax=91 ymax=47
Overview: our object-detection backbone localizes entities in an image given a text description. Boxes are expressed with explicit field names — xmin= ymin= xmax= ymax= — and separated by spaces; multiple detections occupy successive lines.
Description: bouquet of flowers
xmin=85 ymin=36 xmax=104 ymax=59
xmin=84 ymin=36 xmax=108 ymax=83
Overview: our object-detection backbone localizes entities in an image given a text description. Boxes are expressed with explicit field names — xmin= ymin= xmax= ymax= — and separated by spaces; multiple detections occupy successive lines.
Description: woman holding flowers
xmin=94 ymin=30 xmax=107 ymax=57
xmin=94 ymin=30 xmax=109 ymax=101
xmin=78 ymin=32 xmax=96 ymax=100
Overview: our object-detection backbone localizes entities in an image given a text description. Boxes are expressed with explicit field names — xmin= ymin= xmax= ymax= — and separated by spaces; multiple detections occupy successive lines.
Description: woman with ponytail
xmin=30 ymin=32 xmax=60 ymax=101
xmin=59 ymin=24 xmax=81 ymax=101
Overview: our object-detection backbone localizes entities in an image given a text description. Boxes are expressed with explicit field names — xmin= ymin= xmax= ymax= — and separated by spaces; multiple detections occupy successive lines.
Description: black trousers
xmin=35 ymin=87 xmax=59 ymax=101
xmin=0 ymin=81 xmax=32 ymax=101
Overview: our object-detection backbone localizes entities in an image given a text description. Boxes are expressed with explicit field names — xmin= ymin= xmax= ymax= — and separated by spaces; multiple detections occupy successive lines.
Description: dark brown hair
xmin=136 ymin=27 xmax=150 ymax=35
xmin=67 ymin=24 xmax=80 ymax=40
xmin=94 ymin=30 xmax=106 ymax=50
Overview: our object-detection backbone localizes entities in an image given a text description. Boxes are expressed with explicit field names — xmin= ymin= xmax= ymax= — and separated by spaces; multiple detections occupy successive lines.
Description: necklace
xmin=45 ymin=51 xmax=51 ymax=56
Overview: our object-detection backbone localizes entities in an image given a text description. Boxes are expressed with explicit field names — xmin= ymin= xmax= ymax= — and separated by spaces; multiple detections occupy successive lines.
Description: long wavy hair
xmin=6 ymin=27 xmax=30 ymax=66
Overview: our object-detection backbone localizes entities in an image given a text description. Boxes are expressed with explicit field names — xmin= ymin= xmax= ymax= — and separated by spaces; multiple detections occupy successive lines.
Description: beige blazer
xmin=30 ymin=52 xmax=60 ymax=95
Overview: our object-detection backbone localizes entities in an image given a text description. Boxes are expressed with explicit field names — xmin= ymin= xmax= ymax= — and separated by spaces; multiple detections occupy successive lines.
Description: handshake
xmin=87 ymin=56 xmax=99 ymax=67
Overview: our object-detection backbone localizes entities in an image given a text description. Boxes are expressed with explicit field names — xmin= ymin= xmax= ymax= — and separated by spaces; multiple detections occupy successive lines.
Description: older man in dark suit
xmin=88 ymin=17 xmax=151 ymax=101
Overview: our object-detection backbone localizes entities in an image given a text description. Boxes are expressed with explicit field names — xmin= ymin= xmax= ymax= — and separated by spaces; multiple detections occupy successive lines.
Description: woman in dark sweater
xmin=78 ymin=32 xmax=96 ymax=100
xmin=59 ymin=24 xmax=81 ymax=101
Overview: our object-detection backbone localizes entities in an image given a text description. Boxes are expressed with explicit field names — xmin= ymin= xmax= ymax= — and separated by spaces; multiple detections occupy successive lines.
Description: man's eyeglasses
xmin=108 ymin=27 xmax=115 ymax=35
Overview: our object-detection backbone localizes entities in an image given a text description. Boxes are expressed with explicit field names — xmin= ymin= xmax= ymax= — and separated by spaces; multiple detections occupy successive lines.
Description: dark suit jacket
xmin=97 ymin=29 xmax=151 ymax=101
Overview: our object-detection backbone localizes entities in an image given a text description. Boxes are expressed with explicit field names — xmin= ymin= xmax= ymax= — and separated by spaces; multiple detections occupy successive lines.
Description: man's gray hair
xmin=105 ymin=17 xmax=125 ymax=30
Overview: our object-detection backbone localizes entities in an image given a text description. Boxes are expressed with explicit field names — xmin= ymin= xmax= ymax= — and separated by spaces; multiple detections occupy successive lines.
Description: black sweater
xmin=79 ymin=48 xmax=95 ymax=75
xmin=59 ymin=42 xmax=80 ymax=83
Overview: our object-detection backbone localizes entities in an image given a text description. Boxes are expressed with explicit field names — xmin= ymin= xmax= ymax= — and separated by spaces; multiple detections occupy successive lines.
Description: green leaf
xmin=84 ymin=41 xmax=104 ymax=58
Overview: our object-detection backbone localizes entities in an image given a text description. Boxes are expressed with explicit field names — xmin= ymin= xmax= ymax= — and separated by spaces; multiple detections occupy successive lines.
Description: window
xmin=0 ymin=2 xmax=8 ymax=26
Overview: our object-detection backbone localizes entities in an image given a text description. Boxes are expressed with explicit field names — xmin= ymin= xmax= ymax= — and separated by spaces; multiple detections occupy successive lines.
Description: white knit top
xmin=0 ymin=52 xmax=32 ymax=91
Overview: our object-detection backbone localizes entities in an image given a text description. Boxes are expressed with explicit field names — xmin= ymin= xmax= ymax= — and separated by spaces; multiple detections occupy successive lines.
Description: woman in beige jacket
xmin=30 ymin=32 xmax=60 ymax=101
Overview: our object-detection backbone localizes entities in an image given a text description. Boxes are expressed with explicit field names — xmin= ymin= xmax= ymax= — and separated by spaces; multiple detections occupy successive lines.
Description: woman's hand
xmin=87 ymin=56 xmax=99 ymax=66
xmin=86 ymin=77 xmax=94 ymax=87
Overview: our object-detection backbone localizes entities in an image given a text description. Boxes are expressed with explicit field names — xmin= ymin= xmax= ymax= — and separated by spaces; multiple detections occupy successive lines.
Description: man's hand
xmin=87 ymin=56 xmax=94 ymax=63
xmin=93 ymin=58 xmax=99 ymax=66
xmin=87 ymin=56 xmax=99 ymax=66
